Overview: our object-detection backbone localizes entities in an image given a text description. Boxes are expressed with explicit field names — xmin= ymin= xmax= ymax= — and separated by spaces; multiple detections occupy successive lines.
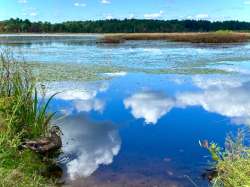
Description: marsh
xmin=1 ymin=34 xmax=250 ymax=186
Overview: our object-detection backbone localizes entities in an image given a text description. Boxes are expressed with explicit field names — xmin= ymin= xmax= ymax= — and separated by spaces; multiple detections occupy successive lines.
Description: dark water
xmin=1 ymin=34 xmax=250 ymax=186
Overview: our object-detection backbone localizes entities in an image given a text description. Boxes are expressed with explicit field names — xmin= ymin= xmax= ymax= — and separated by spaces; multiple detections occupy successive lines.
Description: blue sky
xmin=0 ymin=0 xmax=250 ymax=22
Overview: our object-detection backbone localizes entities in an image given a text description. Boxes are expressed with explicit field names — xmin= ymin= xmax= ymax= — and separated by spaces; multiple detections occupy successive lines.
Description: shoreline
xmin=0 ymin=31 xmax=249 ymax=34
xmin=1 ymin=32 xmax=250 ymax=44
xmin=100 ymin=32 xmax=250 ymax=43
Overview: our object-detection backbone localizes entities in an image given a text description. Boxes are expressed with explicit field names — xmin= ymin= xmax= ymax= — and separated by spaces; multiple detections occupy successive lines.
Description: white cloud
xmin=101 ymin=0 xmax=111 ymax=4
xmin=195 ymin=14 xmax=209 ymax=19
xmin=104 ymin=72 xmax=127 ymax=77
xmin=124 ymin=76 xmax=250 ymax=126
xmin=176 ymin=77 xmax=250 ymax=126
xmin=18 ymin=0 xmax=27 ymax=3
xmin=187 ymin=14 xmax=209 ymax=20
xmin=74 ymin=2 xmax=86 ymax=7
xmin=73 ymin=99 xmax=105 ymax=113
xmin=45 ymin=81 xmax=108 ymax=114
xmin=192 ymin=76 xmax=243 ymax=90
xmin=128 ymin=13 xmax=135 ymax=19
xmin=29 ymin=12 xmax=37 ymax=17
xmin=105 ymin=14 xmax=113 ymax=20
xmin=47 ymin=82 xmax=108 ymax=100
xmin=60 ymin=116 xmax=121 ymax=180
xmin=144 ymin=10 xmax=164 ymax=19
xmin=55 ymin=90 xmax=96 ymax=101
xmin=124 ymin=91 xmax=175 ymax=124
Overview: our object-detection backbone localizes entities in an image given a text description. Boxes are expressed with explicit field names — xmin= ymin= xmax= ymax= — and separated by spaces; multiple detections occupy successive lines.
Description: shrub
xmin=201 ymin=130 xmax=250 ymax=187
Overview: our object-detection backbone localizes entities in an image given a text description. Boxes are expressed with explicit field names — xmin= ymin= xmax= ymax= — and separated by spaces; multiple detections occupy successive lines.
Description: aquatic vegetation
xmin=0 ymin=51 xmax=58 ymax=186
xmin=141 ymin=68 xmax=230 ymax=75
xmin=201 ymin=130 xmax=250 ymax=187
xmin=98 ymin=35 xmax=124 ymax=44
xmin=101 ymin=32 xmax=250 ymax=44
xmin=28 ymin=62 xmax=125 ymax=82
xmin=200 ymin=140 xmax=222 ymax=161
xmin=29 ymin=62 xmax=230 ymax=83
xmin=215 ymin=30 xmax=234 ymax=34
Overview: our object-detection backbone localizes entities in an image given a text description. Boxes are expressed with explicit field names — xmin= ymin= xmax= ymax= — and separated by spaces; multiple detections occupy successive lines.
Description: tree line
xmin=0 ymin=18 xmax=250 ymax=33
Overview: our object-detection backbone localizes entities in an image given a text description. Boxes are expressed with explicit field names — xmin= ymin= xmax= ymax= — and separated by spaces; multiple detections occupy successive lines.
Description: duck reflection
xmin=124 ymin=91 xmax=175 ymax=125
xmin=59 ymin=115 xmax=121 ymax=180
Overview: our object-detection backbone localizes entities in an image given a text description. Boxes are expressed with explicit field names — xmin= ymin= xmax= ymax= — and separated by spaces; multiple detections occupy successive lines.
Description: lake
xmin=1 ymin=34 xmax=250 ymax=187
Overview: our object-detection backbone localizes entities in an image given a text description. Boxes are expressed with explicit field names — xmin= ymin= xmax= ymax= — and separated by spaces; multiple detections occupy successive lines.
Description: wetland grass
xmin=100 ymin=32 xmax=250 ymax=44
xmin=201 ymin=130 xmax=250 ymax=187
xmin=0 ymin=51 xmax=57 ymax=187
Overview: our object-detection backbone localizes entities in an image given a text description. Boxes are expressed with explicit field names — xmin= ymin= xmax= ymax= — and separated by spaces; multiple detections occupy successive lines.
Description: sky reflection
xmin=46 ymin=81 xmax=109 ymax=115
xmin=123 ymin=75 xmax=250 ymax=127
xmin=124 ymin=91 xmax=175 ymax=125
xmin=177 ymin=76 xmax=250 ymax=126
xmin=60 ymin=115 xmax=121 ymax=180
xmin=2 ymin=36 xmax=250 ymax=186
xmin=46 ymin=73 xmax=250 ymax=186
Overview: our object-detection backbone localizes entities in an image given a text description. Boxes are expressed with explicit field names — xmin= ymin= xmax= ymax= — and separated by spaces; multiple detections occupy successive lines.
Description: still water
xmin=1 ymin=34 xmax=250 ymax=187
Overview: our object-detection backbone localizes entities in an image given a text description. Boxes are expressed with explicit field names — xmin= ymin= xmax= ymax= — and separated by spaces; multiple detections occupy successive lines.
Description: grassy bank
xmin=203 ymin=130 xmax=250 ymax=187
xmin=0 ymin=52 xmax=57 ymax=186
xmin=100 ymin=31 xmax=250 ymax=44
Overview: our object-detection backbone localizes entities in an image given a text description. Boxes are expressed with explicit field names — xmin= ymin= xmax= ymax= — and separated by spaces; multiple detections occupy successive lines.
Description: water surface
xmin=1 ymin=34 xmax=250 ymax=187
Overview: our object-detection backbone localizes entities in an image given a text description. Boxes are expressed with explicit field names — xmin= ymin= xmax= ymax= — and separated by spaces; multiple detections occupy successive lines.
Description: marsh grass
xmin=213 ymin=130 xmax=250 ymax=187
xmin=204 ymin=130 xmax=250 ymax=187
xmin=0 ymin=51 xmax=57 ymax=186
xmin=101 ymin=32 xmax=250 ymax=44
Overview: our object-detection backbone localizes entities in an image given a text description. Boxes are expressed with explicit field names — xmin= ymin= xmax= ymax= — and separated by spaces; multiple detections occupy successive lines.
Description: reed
xmin=100 ymin=32 xmax=250 ymax=44
xmin=0 ymin=50 xmax=57 ymax=186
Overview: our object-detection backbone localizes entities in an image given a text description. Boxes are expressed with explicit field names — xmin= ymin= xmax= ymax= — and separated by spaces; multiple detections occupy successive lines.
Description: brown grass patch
xmin=98 ymin=35 xmax=124 ymax=44
xmin=100 ymin=32 xmax=250 ymax=44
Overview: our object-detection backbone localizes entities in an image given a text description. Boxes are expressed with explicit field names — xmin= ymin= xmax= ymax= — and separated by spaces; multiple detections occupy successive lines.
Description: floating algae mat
xmin=28 ymin=62 xmax=125 ymax=82
xmin=27 ymin=62 xmax=230 ymax=83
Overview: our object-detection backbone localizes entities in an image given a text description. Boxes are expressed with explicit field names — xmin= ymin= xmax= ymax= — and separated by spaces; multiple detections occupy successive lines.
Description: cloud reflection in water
xmin=124 ymin=76 xmax=250 ymax=126
xmin=45 ymin=81 xmax=122 ymax=180
xmin=60 ymin=115 xmax=121 ymax=180
xmin=46 ymin=81 xmax=108 ymax=114
xmin=177 ymin=77 xmax=250 ymax=126
xmin=124 ymin=91 xmax=175 ymax=124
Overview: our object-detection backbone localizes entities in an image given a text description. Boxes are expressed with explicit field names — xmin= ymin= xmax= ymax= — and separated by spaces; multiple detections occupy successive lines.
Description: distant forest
xmin=1 ymin=18 xmax=250 ymax=33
